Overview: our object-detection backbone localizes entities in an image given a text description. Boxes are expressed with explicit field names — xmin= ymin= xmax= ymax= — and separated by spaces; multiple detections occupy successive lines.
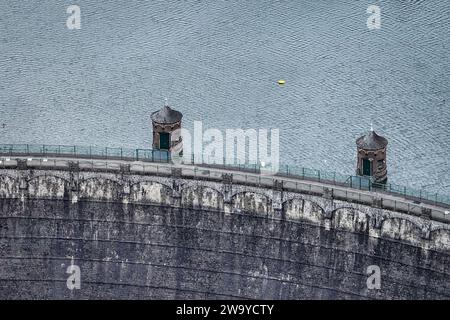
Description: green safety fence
xmin=0 ymin=144 xmax=449 ymax=206
xmin=0 ymin=144 xmax=170 ymax=163
xmin=182 ymin=153 xmax=450 ymax=206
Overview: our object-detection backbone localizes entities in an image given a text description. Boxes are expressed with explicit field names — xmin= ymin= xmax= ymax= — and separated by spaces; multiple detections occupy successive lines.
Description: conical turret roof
xmin=151 ymin=105 xmax=183 ymax=124
xmin=356 ymin=130 xmax=388 ymax=150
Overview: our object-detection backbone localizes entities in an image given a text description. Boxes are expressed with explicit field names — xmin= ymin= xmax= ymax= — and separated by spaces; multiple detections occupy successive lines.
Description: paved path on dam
xmin=1 ymin=155 xmax=449 ymax=224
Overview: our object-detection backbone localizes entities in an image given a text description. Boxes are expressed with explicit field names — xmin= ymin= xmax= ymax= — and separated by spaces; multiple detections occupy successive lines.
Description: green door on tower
xmin=362 ymin=159 xmax=372 ymax=176
xmin=159 ymin=132 xmax=170 ymax=150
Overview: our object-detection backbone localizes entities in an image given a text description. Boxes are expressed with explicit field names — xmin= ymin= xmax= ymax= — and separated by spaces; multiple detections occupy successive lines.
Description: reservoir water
xmin=0 ymin=0 xmax=449 ymax=195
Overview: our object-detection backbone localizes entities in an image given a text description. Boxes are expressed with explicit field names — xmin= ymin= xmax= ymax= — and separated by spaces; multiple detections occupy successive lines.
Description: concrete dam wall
xmin=0 ymin=160 xmax=449 ymax=299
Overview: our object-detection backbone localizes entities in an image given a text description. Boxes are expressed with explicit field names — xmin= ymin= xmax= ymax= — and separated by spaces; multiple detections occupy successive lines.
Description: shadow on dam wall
xmin=0 ymin=198 xmax=448 ymax=300
xmin=0 ymin=167 xmax=449 ymax=299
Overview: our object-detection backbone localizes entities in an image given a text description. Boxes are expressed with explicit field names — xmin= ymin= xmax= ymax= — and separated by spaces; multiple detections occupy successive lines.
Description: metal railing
xmin=0 ymin=144 xmax=170 ymax=163
xmin=0 ymin=143 xmax=449 ymax=207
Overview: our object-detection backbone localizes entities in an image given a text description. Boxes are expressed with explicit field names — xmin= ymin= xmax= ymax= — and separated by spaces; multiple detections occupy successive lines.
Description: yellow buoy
xmin=277 ymin=80 xmax=285 ymax=85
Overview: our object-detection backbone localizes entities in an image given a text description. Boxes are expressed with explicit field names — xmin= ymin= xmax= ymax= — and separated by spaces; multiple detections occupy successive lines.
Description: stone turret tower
xmin=356 ymin=127 xmax=388 ymax=184
xmin=151 ymin=102 xmax=183 ymax=157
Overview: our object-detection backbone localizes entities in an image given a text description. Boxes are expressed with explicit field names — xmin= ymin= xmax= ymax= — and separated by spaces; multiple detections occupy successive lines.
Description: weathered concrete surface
xmin=0 ymin=167 xmax=449 ymax=299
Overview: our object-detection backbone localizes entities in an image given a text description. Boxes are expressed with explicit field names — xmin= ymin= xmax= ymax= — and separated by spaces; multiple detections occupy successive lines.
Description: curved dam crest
xmin=0 ymin=159 xmax=449 ymax=299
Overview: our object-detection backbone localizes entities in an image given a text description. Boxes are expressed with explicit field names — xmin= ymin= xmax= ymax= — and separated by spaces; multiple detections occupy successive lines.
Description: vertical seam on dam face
xmin=0 ymin=165 xmax=449 ymax=299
